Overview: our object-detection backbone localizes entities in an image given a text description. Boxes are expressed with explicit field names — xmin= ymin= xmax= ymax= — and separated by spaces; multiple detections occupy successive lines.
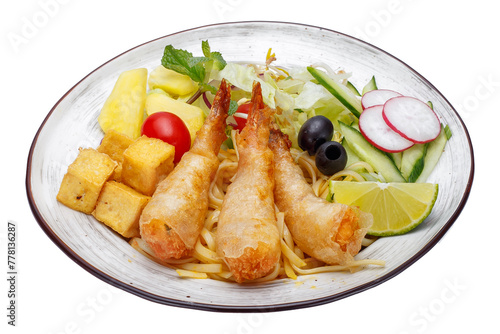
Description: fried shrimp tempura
xmin=139 ymin=80 xmax=232 ymax=260
xmin=268 ymin=126 xmax=372 ymax=265
xmin=216 ymin=82 xmax=280 ymax=283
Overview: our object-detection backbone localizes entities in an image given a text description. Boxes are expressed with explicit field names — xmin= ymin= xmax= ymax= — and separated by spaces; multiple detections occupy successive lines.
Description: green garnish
xmin=346 ymin=81 xmax=361 ymax=97
xmin=444 ymin=124 xmax=452 ymax=140
xmin=201 ymin=40 xmax=226 ymax=72
xmin=228 ymin=100 xmax=238 ymax=116
xmin=362 ymin=75 xmax=378 ymax=95
xmin=325 ymin=188 xmax=334 ymax=203
xmin=162 ymin=45 xmax=205 ymax=82
xmin=161 ymin=40 xmax=227 ymax=94
xmin=426 ymin=102 xmax=452 ymax=140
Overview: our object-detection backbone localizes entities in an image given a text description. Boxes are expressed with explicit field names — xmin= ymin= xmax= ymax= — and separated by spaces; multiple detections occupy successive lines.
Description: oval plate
xmin=26 ymin=21 xmax=474 ymax=312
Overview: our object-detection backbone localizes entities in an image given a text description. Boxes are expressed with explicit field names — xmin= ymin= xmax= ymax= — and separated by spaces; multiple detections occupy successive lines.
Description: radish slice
xmin=361 ymin=89 xmax=403 ymax=109
xmin=359 ymin=105 xmax=414 ymax=153
xmin=382 ymin=96 xmax=441 ymax=143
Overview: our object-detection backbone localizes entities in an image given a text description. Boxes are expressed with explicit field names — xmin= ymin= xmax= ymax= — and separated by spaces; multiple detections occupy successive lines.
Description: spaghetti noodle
xmin=130 ymin=129 xmax=384 ymax=282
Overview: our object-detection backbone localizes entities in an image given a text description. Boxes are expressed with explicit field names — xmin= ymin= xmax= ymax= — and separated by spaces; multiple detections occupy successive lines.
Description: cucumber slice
xmin=339 ymin=122 xmax=406 ymax=182
xmin=362 ymin=76 xmax=378 ymax=95
xmin=401 ymin=143 xmax=428 ymax=182
xmin=307 ymin=67 xmax=363 ymax=118
xmin=415 ymin=125 xmax=448 ymax=183
xmin=389 ymin=152 xmax=402 ymax=170
xmin=444 ymin=124 xmax=452 ymax=140
xmin=346 ymin=81 xmax=361 ymax=96
xmin=359 ymin=172 xmax=381 ymax=182
xmin=341 ymin=138 xmax=361 ymax=166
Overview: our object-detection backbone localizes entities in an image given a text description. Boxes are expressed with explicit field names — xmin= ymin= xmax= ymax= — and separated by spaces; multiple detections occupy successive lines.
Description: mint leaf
xmin=209 ymin=51 xmax=226 ymax=71
xmin=162 ymin=41 xmax=227 ymax=85
xmin=201 ymin=40 xmax=226 ymax=70
xmin=201 ymin=40 xmax=211 ymax=58
xmin=228 ymin=100 xmax=238 ymax=116
xmin=162 ymin=41 xmax=230 ymax=106
xmin=162 ymin=45 xmax=206 ymax=82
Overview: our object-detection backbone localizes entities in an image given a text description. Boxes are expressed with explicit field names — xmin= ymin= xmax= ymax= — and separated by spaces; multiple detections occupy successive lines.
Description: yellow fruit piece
xmin=329 ymin=181 xmax=438 ymax=236
xmin=98 ymin=68 xmax=148 ymax=139
xmin=145 ymin=92 xmax=205 ymax=143
xmin=148 ymin=65 xmax=198 ymax=96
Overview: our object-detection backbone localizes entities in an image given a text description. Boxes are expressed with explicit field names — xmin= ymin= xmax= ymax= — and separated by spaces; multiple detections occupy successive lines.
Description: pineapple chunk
xmin=148 ymin=65 xmax=197 ymax=96
xmin=93 ymin=181 xmax=150 ymax=238
xmin=98 ymin=68 xmax=148 ymax=139
xmin=121 ymin=136 xmax=175 ymax=196
xmin=145 ymin=92 xmax=205 ymax=143
xmin=56 ymin=148 xmax=117 ymax=214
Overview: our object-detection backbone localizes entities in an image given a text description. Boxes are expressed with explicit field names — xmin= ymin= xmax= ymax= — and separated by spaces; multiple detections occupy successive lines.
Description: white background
xmin=1 ymin=0 xmax=496 ymax=333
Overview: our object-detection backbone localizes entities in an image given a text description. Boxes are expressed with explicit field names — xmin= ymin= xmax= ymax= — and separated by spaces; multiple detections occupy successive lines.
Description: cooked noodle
xmin=130 ymin=129 xmax=384 ymax=282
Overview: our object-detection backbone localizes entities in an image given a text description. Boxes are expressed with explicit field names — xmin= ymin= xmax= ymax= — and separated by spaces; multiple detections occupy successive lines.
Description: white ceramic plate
xmin=27 ymin=21 xmax=474 ymax=312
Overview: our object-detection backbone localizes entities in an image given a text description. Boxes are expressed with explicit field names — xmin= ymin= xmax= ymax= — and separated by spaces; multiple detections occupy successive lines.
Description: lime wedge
xmin=329 ymin=181 xmax=438 ymax=236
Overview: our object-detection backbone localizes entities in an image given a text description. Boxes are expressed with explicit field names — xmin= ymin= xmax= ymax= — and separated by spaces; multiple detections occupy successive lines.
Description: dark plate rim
xmin=25 ymin=20 xmax=475 ymax=313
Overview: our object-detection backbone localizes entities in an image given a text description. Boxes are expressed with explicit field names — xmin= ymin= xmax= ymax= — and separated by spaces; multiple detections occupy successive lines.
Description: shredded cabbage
xmin=216 ymin=63 xmax=276 ymax=108
xmin=213 ymin=59 xmax=359 ymax=149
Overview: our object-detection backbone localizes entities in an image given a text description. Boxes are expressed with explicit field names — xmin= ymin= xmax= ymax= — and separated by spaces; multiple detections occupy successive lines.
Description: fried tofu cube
xmin=110 ymin=164 xmax=124 ymax=183
xmin=97 ymin=130 xmax=134 ymax=181
xmin=97 ymin=129 xmax=134 ymax=161
xmin=93 ymin=181 xmax=150 ymax=238
xmin=121 ymin=136 xmax=175 ymax=196
xmin=57 ymin=148 xmax=117 ymax=214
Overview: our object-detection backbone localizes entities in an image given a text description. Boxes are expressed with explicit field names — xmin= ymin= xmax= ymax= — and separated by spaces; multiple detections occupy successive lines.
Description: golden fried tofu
xmin=56 ymin=148 xmax=117 ymax=214
xmin=121 ymin=136 xmax=175 ymax=196
xmin=97 ymin=129 xmax=134 ymax=181
xmin=97 ymin=129 xmax=134 ymax=161
xmin=93 ymin=181 xmax=150 ymax=238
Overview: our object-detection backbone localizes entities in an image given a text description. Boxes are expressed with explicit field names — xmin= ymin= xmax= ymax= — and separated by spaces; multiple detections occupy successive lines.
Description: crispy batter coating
xmin=216 ymin=82 xmax=280 ymax=282
xmin=139 ymin=80 xmax=232 ymax=260
xmin=268 ymin=125 xmax=372 ymax=265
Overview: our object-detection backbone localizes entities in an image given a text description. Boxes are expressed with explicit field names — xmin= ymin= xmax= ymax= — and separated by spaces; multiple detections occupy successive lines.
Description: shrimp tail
xmin=139 ymin=80 xmax=231 ymax=261
xmin=191 ymin=79 xmax=231 ymax=155
xmin=250 ymin=80 xmax=265 ymax=110
xmin=216 ymin=81 xmax=280 ymax=282
xmin=269 ymin=122 xmax=292 ymax=152
xmin=238 ymin=82 xmax=274 ymax=149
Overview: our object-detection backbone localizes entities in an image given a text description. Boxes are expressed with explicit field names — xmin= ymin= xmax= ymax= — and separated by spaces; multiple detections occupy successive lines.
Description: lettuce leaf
xmin=216 ymin=63 xmax=276 ymax=108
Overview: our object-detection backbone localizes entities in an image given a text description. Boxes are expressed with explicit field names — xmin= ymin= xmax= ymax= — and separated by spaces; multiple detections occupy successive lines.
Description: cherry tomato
xmin=141 ymin=112 xmax=191 ymax=163
xmin=232 ymin=102 xmax=251 ymax=131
